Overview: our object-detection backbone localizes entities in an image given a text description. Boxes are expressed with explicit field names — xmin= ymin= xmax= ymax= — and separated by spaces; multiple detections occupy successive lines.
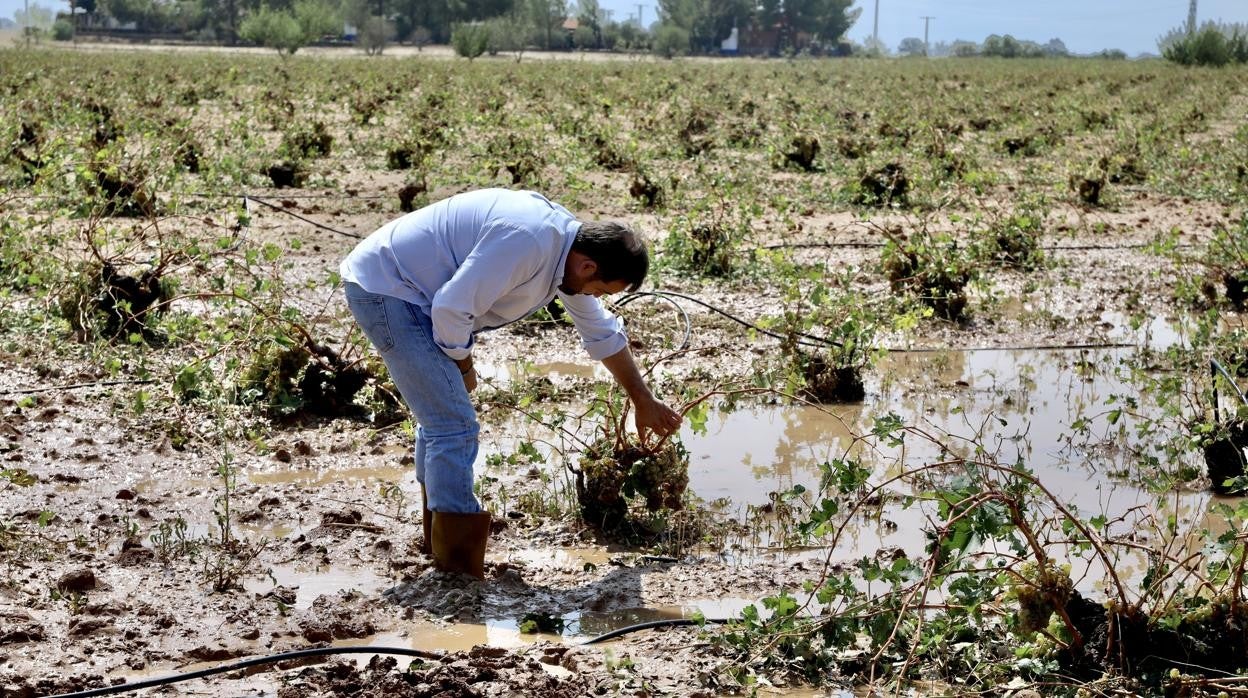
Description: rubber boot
xmin=430 ymin=511 xmax=491 ymax=580
xmin=419 ymin=489 xmax=433 ymax=556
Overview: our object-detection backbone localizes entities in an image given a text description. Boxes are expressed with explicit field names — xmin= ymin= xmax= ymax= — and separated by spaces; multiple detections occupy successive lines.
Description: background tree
xmin=340 ymin=0 xmax=370 ymax=35
xmin=572 ymin=22 xmax=595 ymax=49
xmin=950 ymin=39 xmax=978 ymax=56
xmin=409 ymin=24 xmax=431 ymax=47
xmin=101 ymin=0 xmax=171 ymax=32
xmin=14 ymin=1 xmax=54 ymax=39
xmin=392 ymin=0 xmax=514 ymax=44
xmin=981 ymin=33 xmax=1012 ymax=57
xmin=450 ymin=20 xmax=488 ymax=58
xmin=658 ymin=0 xmax=750 ymax=53
xmin=575 ymin=0 xmax=601 ymax=48
xmin=615 ymin=20 xmax=648 ymax=51
xmin=757 ymin=0 xmax=860 ymax=53
xmin=358 ymin=14 xmax=388 ymax=54
xmin=897 ymin=36 xmax=925 ymax=56
xmin=239 ymin=6 xmax=302 ymax=51
xmin=859 ymin=35 xmax=888 ymax=56
xmin=482 ymin=13 xmax=529 ymax=58
xmin=239 ymin=0 xmax=338 ymax=54
xmin=523 ymin=0 xmax=563 ymax=50
xmin=293 ymin=0 xmax=336 ymax=38
xmin=1043 ymin=37 xmax=1068 ymax=56
xmin=651 ymin=22 xmax=688 ymax=58
xmin=1160 ymin=21 xmax=1248 ymax=66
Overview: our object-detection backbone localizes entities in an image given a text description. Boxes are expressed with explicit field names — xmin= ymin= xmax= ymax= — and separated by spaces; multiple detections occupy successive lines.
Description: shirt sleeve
xmin=430 ymin=225 xmax=542 ymax=360
xmin=557 ymin=290 xmax=629 ymax=361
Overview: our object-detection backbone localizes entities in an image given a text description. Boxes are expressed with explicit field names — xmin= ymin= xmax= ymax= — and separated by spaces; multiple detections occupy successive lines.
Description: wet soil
xmin=1 ymin=52 xmax=1246 ymax=698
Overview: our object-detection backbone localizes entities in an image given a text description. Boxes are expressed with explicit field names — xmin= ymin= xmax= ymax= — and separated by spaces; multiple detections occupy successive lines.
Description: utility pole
xmin=921 ymin=15 xmax=934 ymax=56
xmin=872 ymin=0 xmax=879 ymax=47
xmin=24 ymin=0 xmax=30 ymax=47
xmin=1187 ymin=0 xmax=1198 ymax=34
xmin=636 ymin=4 xmax=644 ymax=28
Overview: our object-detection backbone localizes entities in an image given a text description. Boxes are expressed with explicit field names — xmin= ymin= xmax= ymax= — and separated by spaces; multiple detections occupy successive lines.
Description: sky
xmin=4 ymin=0 xmax=1244 ymax=56
xmin=594 ymin=0 xmax=1245 ymax=56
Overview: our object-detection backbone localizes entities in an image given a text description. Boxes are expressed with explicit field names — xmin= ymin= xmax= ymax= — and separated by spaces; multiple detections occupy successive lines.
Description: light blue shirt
xmin=340 ymin=189 xmax=628 ymax=362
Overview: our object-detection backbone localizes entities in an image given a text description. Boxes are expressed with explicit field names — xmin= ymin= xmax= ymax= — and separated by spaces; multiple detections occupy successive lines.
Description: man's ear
xmin=579 ymin=257 xmax=599 ymax=279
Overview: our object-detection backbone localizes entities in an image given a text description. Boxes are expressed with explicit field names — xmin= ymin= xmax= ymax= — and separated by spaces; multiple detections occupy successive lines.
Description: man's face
xmin=578 ymin=278 xmax=630 ymax=298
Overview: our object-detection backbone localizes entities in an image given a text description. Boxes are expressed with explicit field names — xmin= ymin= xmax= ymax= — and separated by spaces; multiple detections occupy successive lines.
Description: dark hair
xmin=572 ymin=221 xmax=649 ymax=292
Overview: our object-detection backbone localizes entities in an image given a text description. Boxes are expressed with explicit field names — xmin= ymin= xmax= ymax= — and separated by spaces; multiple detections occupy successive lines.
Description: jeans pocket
xmin=348 ymin=294 xmax=396 ymax=354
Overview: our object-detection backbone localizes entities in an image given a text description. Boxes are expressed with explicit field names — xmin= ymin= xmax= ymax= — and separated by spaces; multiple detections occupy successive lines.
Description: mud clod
xmin=398 ymin=178 xmax=427 ymax=212
xmin=783 ymin=134 xmax=820 ymax=171
xmin=56 ymin=569 xmax=97 ymax=595
xmin=266 ymin=161 xmax=308 ymax=188
xmin=801 ymin=354 xmax=865 ymax=404
xmin=856 ymin=163 xmax=908 ymax=206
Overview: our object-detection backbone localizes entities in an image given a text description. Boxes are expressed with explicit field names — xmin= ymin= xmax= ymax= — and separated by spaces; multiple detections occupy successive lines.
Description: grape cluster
xmin=579 ymin=449 xmax=627 ymax=507
xmin=577 ymin=439 xmax=690 ymax=516
xmin=629 ymin=444 xmax=690 ymax=512
xmin=1010 ymin=561 xmax=1073 ymax=638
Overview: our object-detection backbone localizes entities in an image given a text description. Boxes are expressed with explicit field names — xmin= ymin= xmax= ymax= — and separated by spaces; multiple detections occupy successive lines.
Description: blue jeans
xmin=344 ymin=282 xmax=481 ymax=514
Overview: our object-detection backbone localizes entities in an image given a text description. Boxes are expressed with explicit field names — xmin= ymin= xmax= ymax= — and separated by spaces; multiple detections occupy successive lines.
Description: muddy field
xmin=1 ymin=48 xmax=1247 ymax=697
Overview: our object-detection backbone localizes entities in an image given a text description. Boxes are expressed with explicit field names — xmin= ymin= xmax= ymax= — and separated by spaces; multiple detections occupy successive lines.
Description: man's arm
xmin=600 ymin=346 xmax=682 ymax=445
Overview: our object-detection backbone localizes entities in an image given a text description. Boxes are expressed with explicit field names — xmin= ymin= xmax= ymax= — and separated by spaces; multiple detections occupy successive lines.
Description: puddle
xmin=477 ymin=359 xmax=603 ymax=383
xmin=681 ymin=346 xmax=1211 ymax=578
xmin=244 ymin=562 xmax=389 ymax=610
xmin=688 ymin=348 xmax=1164 ymax=506
xmin=340 ymin=597 xmax=760 ymax=659
xmin=1099 ymin=310 xmax=1189 ymax=350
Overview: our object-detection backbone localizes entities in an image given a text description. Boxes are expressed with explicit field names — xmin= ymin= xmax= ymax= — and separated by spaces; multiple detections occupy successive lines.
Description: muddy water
xmin=688 ymin=348 xmax=1173 ymax=508
xmin=682 ymin=347 xmax=1230 ymax=588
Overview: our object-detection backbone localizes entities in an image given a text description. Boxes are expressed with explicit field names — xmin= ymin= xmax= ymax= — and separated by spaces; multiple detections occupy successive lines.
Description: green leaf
xmin=686 ymin=401 xmax=709 ymax=435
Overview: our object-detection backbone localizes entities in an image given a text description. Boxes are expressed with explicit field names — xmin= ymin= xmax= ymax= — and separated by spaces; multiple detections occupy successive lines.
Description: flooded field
xmin=1 ymin=49 xmax=1246 ymax=697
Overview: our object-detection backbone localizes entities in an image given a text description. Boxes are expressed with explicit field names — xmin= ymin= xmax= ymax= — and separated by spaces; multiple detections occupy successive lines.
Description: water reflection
xmin=683 ymin=347 xmax=1209 ymax=576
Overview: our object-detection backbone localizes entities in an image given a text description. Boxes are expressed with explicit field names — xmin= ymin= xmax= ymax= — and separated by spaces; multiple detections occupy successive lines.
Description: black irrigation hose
xmin=42 ymin=619 xmax=728 ymax=698
xmin=612 ymin=291 xmax=693 ymax=351
xmin=579 ymin=616 xmax=731 ymax=644
xmin=1211 ymin=358 xmax=1248 ymax=425
xmin=616 ymin=290 xmax=1135 ymax=354
xmin=43 ymin=646 xmax=440 ymax=698
xmin=617 ymin=290 xmax=845 ymax=351
xmin=244 ymin=195 xmax=363 ymax=239
xmin=752 ymin=241 xmax=1197 ymax=252
xmin=0 ymin=378 xmax=156 ymax=397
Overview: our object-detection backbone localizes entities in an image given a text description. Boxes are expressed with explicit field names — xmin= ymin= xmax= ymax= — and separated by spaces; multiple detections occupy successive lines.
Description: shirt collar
xmin=553 ymin=219 xmax=580 ymax=290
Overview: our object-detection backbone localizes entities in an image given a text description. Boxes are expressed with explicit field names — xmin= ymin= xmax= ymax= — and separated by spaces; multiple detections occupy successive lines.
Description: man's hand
xmin=600 ymin=346 xmax=682 ymax=447
xmin=634 ymin=396 xmax=682 ymax=448
xmin=456 ymin=357 xmax=477 ymax=393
